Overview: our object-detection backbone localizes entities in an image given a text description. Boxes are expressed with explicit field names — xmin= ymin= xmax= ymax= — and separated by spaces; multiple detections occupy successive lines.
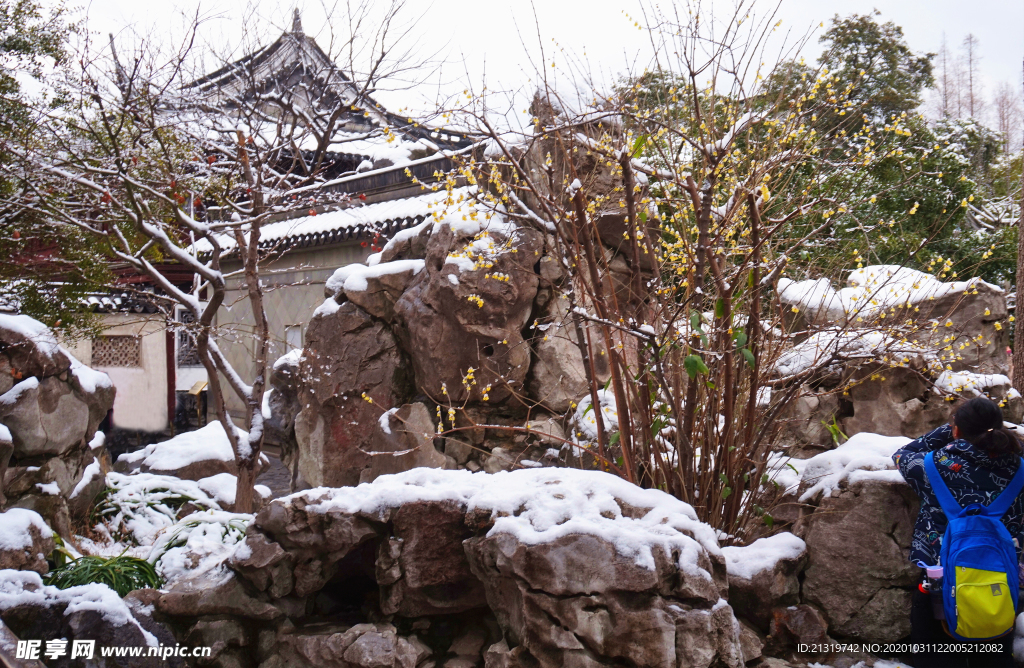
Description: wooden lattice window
xmin=92 ymin=336 xmax=141 ymax=368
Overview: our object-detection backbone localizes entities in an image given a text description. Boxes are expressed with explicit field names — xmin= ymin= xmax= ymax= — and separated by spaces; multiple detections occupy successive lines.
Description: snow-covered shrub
xmin=147 ymin=510 xmax=251 ymax=584
xmin=90 ymin=472 xmax=222 ymax=546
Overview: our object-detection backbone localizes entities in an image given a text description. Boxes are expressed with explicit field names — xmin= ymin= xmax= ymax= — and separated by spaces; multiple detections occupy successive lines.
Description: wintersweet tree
xmin=8 ymin=2 xmax=434 ymax=511
xmin=427 ymin=0 xmax=997 ymax=537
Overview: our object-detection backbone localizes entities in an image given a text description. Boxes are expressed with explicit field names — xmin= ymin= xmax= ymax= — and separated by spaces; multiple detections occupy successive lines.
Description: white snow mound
xmin=0 ymin=509 xmax=51 ymax=551
xmin=722 ymin=532 xmax=806 ymax=581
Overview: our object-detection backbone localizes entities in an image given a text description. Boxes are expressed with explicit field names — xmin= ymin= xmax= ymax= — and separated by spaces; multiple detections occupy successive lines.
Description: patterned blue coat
xmin=892 ymin=424 xmax=1024 ymax=565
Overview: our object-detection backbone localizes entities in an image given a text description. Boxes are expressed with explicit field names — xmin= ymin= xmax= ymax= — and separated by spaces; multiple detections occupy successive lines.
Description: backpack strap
xmin=923 ymin=451 xmax=963 ymax=519
xmin=983 ymin=457 xmax=1024 ymax=519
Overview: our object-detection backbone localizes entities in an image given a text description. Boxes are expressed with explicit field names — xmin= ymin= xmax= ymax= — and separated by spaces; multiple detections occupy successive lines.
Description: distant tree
xmin=961 ymin=34 xmax=984 ymax=119
xmin=817 ymin=12 xmax=933 ymax=127
xmin=0 ymin=0 xmax=110 ymax=336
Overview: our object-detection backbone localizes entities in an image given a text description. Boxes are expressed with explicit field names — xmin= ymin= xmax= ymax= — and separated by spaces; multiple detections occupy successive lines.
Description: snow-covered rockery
xmin=778 ymin=265 xmax=1009 ymax=375
xmin=772 ymin=265 xmax=1017 ymax=447
xmin=0 ymin=314 xmax=114 ymax=533
xmin=211 ymin=467 xmax=746 ymax=667
xmin=275 ymin=185 xmax=558 ymax=488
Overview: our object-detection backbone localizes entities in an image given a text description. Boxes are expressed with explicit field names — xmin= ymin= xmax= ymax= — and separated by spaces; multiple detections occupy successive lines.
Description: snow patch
xmin=117 ymin=421 xmax=251 ymax=472
xmin=35 ymin=482 xmax=60 ymax=495
xmin=778 ymin=264 xmax=1000 ymax=325
xmin=794 ymin=432 xmax=911 ymax=502
xmin=70 ymin=458 xmax=102 ymax=499
xmin=934 ymin=370 xmax=1012 ymax=397
xmin=722 ymin=532 xmax=806 ymax=581
xmin=0 ymin=509 xmax=51 ymax=551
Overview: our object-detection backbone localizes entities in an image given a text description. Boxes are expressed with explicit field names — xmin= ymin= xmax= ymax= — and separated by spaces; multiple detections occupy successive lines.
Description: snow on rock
xmin=148 ymin=510 xmax=251 ymax=585
xmin=197 ymin=472 xmax=270 ymax=509
xmin=0 ymin=424 xmax=9 ymax=445
xmin=0 ymin=314 xmax=61 ymax=360
xmin=572 ymin=389 xmax=618 ymax=441
xmin=778 ymin=264 xmax=1000 ymax=324
xmin=325 ymin=259 xmax=425 ymax=296
xmin=722 ymin=532 xmax=806 ymax=581
xmin=791 ymin=432 xmax=911 ymax=503
xmin=0 ymin=508 xmax=51 ymax=552
xmin=934 ymin=370 xmax=1012 ymax=396
xmin=116 ymin=421 xmax=269 ymax=481
xmin=0 ymin=569 xmax=158 ymax=646
xmin=0 ymin=377 xmax=39 ymax=407
xmin=294 ymin=467 xmax=722 ymax=573
xmin=774 ymin=328 xmax=937 ymax=378
xmin=65 ymin=350 xmax=113 ymax=393
xmin=70 ymin=458 xmax=102 ymax=500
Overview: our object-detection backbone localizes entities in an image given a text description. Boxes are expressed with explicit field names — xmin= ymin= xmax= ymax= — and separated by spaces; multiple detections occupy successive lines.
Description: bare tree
xmin=5 ymin=1 xmax=436 ymax=512
xmin=962 ymin=34 xmax=984 ymax=119
xmin=992 ymin=81 xmax=1023 ymax=154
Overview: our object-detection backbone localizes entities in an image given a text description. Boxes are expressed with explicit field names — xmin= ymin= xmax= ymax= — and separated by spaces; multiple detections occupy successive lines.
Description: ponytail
xmin=972 ymin=427 xmax=1023 ymax=458
xmin=954 ymin=397 xmax=1024 ymax=459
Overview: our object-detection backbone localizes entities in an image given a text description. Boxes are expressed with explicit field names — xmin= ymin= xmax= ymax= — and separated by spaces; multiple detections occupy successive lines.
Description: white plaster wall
xmin=65 ymin=314 xmax=169 ymax=432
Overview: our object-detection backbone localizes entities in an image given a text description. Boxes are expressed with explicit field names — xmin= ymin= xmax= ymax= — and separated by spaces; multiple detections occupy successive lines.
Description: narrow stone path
xmin=257 ymin=449 xmax=291 ymax=499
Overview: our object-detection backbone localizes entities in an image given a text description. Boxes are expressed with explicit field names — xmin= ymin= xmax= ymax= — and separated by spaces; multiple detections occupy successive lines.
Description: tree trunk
xmin=1014 ymin=57 xmax=1024 ymax=392
xmin=234 ymin=458 xmax=259 ymax=514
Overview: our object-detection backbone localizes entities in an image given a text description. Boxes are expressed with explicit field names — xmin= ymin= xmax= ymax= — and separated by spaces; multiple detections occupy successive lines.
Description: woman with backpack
xmin=894 ymin=396 xmax=1024 ymax=667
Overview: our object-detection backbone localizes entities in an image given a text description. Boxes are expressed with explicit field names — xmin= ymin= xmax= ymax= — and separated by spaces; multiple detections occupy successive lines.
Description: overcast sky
xmin=80 ymin=0 xmax=1023 ymax=123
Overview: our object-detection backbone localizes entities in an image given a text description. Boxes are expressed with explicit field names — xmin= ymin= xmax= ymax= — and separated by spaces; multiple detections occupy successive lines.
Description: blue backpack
xmin=924 ymin=451 xmax=1024 ymax=640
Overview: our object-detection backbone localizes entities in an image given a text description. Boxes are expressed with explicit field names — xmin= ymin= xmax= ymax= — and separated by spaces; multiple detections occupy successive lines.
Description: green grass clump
xmin=44 ymin=554 xmax=163 ymax=597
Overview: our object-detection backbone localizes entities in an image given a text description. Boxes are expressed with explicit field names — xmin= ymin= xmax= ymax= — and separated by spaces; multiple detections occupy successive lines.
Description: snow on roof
xmin=778 ymin=264 xmax=1001 ymax=325
xmin=722 ymin=532 xmax=806 ymax=581
xmin=294 ymin=130 xmax=432 ymax=164
xmin=193 ymin=186 xmax=474 ymax=255
xmin=0 ymin=508 xmax=51 ymax=551
xmin=286 ymin=467 xmax=723 ymax=574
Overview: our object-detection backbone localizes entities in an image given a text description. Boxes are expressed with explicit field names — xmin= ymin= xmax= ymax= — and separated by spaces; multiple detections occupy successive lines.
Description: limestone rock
xmin=0 ymin=316 xmax=71 ymax=380
xmin=766 ymin=604 xmax=831 ymax=651
xmin=465 ymin=531 xmax=738 ymax=668
xmin=0 ymin=571 xmax=180 ymax=668
xmin=842 ymin=366 xmax=948 ymax=440
xmin=294 ymin=301 xmax=411 ymax=487
xmin=345 ymin=263 xmax=424 ymax=323
xmin=393 ymin=223 xmax=543 ymax=405
xmin=723 ymin=532 xmax=807 ymax=632
xmin=526 ymin=295 xmax=609 ymax=414
xmin=0 ymin=377 xmax=91 ymax=457
xmin=266 ymin=350 xmax=303 ymax=444
xmin=359 ymin=403 xmax=446 ymax=484
xmin=377 ymin=500 xmax=486 ymax=616
xmin=778 ymin=387 xmax=840 ymax=453
xmin=156 ymin=572 xmax=282 ymax=622
xmin=795 ymin=478 xmax=919 ymax=642
xmin=263 ymin=623 xmax=430 ymax=668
